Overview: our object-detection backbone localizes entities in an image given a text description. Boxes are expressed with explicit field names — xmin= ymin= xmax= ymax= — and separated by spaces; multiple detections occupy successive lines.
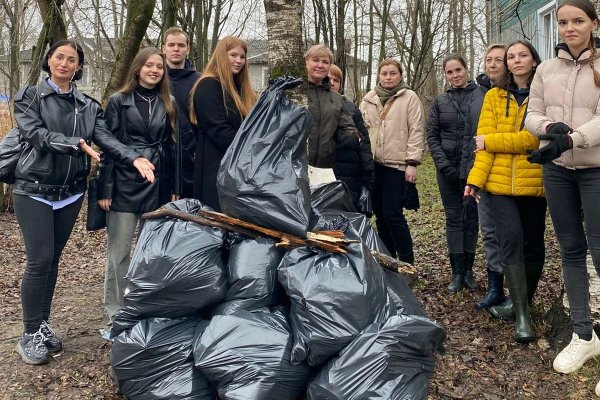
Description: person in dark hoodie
xmin=466 ymin=40 xmax=545 ymax=343
xmin=327 ymin=64 xmax=374 ymax=211
xmin=304 ymin=44 xmax=360 ymax=169
xmin=162 ymin=27 xmax=200 ymax=198
xmin=426 ymin=54 xmax=485 ymax=292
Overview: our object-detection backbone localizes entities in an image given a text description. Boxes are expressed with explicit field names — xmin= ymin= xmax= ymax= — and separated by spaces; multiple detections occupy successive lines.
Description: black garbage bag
xmin=384 ymin=269 xmax=427 ymax=317
xmin=310 ymin=181 xmax=356 ymax=214
xmin=193 ymin=308 xmax=311 ymax=400
xmin=307 ymin=314 xmax=446 ymax=400
xmin=278 ymin=217 xmax=389 ymax=366
xmin=217 ymin=77 xmax=312 ymax=238
xmin=111 ymin=199 xmax=228 ymax=337
xmin=110 ymin=317 xmax=215 ymax=400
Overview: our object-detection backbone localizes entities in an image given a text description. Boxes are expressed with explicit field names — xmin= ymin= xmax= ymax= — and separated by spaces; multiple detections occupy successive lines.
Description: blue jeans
xmin=104 ymin=211 xmax=142 ymax=321
xmin=478 ymin=191 xmax=502 ymax=273
xmin=543 ymin=162 xmax=600 ymax=338
xmin=435 ymin=171 xmax=478 ymax=254
xmin=373 ymin=163 xmax=413 ymax=261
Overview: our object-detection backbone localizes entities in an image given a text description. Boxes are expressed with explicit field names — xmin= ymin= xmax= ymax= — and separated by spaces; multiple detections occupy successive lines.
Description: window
xmin=537 ymin=2 xmax=558 ymax=61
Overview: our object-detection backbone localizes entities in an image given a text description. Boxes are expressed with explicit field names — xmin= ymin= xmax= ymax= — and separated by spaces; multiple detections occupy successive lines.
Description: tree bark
xmin=102 ymin=0 xmax=156 ymax=100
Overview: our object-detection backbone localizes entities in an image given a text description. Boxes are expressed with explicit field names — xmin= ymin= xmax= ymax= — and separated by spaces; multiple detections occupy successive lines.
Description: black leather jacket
xmin=13 ymin=79 xmax=138 ymax=201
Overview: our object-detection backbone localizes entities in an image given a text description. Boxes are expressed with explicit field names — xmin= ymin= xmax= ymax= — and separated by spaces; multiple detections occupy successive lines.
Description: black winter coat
xmin=333 ymin=97 xmax=375 ymax=206
xmin=192 ymin=77 xmax=242 ymax=212
xmin=97 ymin=91 xmax=180 ymax=213
xmin=167 ymin=60 xmax=201 ymax=197
xmin=12 ymin=79 xmax=138 ymax=201
xmin=307 ymin=77 xmax=359 ymax=168
xmin=426 ymin=81 xmax=486 ymax=181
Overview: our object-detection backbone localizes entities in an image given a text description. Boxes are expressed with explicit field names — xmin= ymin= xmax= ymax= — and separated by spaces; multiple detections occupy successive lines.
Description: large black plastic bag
xmin=307 ymin=314 xmax=446 ymax=400
xmin=384 ymin=269 xmax=427 ymax=317
xmin=278 ymin=217 xmax=389 ymax=366
xmin=217 ymin=77 xmax=312 ymax=238
xmin=111 ymin=199 xmax=228 ymax=336
xmin=210 ymin=236 xmax=285 ymax=316
xmin=310 ymin=181 xmax=356 ymax=214
xmin=193 ymin=308 xmax=310 ymax=400
xmin=110 ymin=317 xmax=215 ymax=400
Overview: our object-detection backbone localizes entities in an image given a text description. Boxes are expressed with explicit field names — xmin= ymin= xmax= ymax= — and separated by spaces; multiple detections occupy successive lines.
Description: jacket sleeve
xmin=467 ymin=93 xmax=496 ymax=189
xmin=426 ymin=97 xmax=451 ymax=170
xmin=192 ymin=78 xmax=240 ymax=154
xmin=336 ymin=100 xmax=360 ymax=142
xmin=14 ymin=85 xmax=82 ymax=156
xmin=524 ymin=65 xmax=553 ymax=136
xmin=94 ymin=96 xmax=117 ymax=200
xmin=483 ymin=129 xmax=540 ymax=154
xmin=405 ymin=92 xmax=425 ymax=164
xmin=352 ymin=107 xmax=375 ymax=190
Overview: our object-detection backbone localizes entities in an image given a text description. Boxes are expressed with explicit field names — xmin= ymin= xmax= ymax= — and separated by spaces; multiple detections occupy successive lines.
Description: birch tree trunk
xmin=264 ymin=0 xmax=305 ymax=80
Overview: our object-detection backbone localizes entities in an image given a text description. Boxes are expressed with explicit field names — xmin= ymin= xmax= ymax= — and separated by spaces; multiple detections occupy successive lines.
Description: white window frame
xmin=537 ymin=1 xmax=558 ymax=61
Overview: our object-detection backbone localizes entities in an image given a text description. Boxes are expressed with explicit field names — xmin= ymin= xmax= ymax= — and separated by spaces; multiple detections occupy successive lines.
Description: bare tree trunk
xmin=102 ymin=0 xmax=156 ymax=100
xmin=1 ymin=0 xmax=22 ymax=97
xmin=27 ymin=0 xmax=68 ymax=85
xmin=334 ymin=0 xmax=347 ymax=89
xmin=366 ymin=0 xmax=374 ymax=91
xmin=264 ymin=0 xmax=305 ymax=80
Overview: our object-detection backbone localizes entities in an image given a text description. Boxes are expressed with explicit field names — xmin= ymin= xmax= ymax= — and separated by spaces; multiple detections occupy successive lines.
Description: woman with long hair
xmin=360 ymin=59 xmax=425 ymax=264
xmin=97 ymin=47 xmax=181 ymax=334
xmin=466 ymin=40 xmax=545 ymax=343
xmin=427 ymin=55 xmax=485 ymax=292
xmin=12 ymin=40 xmax=154 ymax=364
xmin=525 ymin=0 xmax=600 ymax=384
xmin=190 ymin=36 xmax=257 ymax=211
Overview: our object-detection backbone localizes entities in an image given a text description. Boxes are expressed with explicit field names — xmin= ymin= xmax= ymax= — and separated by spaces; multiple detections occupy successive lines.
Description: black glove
xmin=527 ymin=132 xmax=573 ymax=164
xmin=546 ymin=122 xmax=572 ymax=136
xmin=440 ymin=165 xmax=459 ymax=182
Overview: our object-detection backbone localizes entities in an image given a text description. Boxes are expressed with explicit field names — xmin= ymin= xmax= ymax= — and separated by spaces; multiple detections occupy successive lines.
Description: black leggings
xmin=13 ymin=194 xmax=83 ymax=333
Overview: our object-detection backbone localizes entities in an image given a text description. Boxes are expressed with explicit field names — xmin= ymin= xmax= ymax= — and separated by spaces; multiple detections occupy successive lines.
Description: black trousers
xmin=13 ymin=194 xmax=83 ymax=333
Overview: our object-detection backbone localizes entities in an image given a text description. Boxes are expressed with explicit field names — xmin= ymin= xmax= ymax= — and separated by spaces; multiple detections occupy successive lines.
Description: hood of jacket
xmin=167 ymin=59 xmax=199 ymax=81
xmin=555 ymin=37 xmax=600 ymax=61
xmin=476 ymin=73 xmax=492 ymax=90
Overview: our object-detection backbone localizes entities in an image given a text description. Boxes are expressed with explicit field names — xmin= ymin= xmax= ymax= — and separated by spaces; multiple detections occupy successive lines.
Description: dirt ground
xmin=0 ymin=156 xmax=599 ymax=399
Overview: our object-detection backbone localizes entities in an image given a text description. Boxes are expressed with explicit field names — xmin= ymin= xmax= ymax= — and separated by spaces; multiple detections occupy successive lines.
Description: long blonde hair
xmin=190 ymin=36 xmax=257 ymax=124
xmin=118 ymin=47 xmax=177 ymax=135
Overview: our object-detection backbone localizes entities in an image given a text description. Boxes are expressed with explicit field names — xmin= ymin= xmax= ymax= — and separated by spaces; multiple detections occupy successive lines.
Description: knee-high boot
xmin=463 ymin=251 xmax=478 ymax=290
xmin=489 ymin=262 xmax=543 ymax=319
xmin=504 ymin=262 xmax=535 ymax=343
xmin=447 ymin=253 xmax=465 ymax=293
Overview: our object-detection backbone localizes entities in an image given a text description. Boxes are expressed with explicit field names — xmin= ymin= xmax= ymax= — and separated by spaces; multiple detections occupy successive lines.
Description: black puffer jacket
xmin=12 ymin=79 xmax=138 ymax=201
xmin=307 ymin=77 xmax=359 ymax=168
xmin=97 ymin=91 xmax=180 ymax=213
xmin=333 ymin=97 xmax=374 ymax=206
xmin=426 ymin=81 xmax=486 ymax=181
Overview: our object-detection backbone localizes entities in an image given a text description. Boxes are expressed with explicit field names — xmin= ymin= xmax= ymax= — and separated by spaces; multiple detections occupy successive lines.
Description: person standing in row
xmin=525 ymin=0 xmax=600 ymax=386
xmin=466 ymin=40 xmax=545 ymax=343
xmin=13 ymin=40 xmax=155 ymax=364
xmin=162 ymin=26 xmax=201 ymax=198
xmin=360 ymin=59 xmax=425 ymax=264
xmin=327 ymin=64 xmax=374 ymax=211
xmin=190 ymin=36 xmax=257 ymax=211
xmin=427 ymin=55 xmax=485 ymax=291
xmin=97 ymin=47 xmax=181 ymax=335
xmin=474 ymin=44 xmax=507 ymax=309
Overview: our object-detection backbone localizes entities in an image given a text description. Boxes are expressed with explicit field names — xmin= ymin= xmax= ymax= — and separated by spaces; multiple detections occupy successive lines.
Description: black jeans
xmin=435 ymin=171 xmax=478 ymax=254
xmin=373 ymin=163 xmax=413 ymax=261
xmin=543 ymin=162 xmax=600 ymax=338
xmin=13 ymin=194 xmax=83 ymax=333
xmin=488 ymin=194 xmax=546 ymax=268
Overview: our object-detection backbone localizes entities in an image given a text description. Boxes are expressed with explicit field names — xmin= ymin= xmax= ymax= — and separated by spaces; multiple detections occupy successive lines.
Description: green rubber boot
xmin=504 ymin=262 xmax=535 ymax=343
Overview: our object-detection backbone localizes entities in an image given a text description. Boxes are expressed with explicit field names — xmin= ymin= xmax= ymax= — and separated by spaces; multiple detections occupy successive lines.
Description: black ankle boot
xmin=447 ymin=253 xmax=465 ymax=293
xmin=476 ymin=269 xmax=505 ymax=309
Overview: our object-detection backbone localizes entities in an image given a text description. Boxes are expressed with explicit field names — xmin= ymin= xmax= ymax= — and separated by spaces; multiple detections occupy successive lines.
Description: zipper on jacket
xmin=21 ymin=147 xmax=34 ymax=165
xmin=61 ymin=102 xmax=78 ymax=192
xmin=573 ymin=59 xmax=579 ymax=71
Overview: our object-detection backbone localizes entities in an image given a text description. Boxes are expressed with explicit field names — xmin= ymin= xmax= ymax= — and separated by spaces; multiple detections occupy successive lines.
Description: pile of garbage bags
xmin=109 ymin=78 xmax=445 ymax=400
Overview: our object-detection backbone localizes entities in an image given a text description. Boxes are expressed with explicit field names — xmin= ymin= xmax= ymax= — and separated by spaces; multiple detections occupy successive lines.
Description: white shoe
xmin=553 ymin=332 xmax=600 ymax=374
xmin=595 ymin=379 xmax=600 ymax=397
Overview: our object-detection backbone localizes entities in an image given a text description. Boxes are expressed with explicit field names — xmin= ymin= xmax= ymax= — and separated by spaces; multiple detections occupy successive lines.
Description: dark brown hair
xmin=442 ymin=54 xmax=468 ymax=71
xmin=495 ymin=40 xmax=542 ymax=90
xmin=41 ymin=40 xmax=85 ymax=81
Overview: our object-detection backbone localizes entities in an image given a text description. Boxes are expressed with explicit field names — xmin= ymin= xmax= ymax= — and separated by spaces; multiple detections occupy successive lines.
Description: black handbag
xmin=404 ymin=182 xmax=420 ymax=211
xmin=86 ymin=176 xmax=106 ymax=231
xmin=0 ymin=127 xmax=27 ymax=184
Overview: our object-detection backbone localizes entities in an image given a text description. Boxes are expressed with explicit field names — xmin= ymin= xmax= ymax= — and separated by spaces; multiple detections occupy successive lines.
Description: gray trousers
xmin=478 ymin=191 xmax=502 ymax=273
xmin=104 ymin=211 xmax=141 ymax=322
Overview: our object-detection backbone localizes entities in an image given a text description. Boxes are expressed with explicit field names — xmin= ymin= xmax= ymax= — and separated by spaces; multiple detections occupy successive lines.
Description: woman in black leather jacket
xmin=12 ymin=40 xmax=154 ymax=365
xmin=97 ymin=47 xmax=180 ymax=335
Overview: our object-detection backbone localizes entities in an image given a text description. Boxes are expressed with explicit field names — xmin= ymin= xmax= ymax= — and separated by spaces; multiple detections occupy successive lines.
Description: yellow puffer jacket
xmin=467 ymin=87 xmax=543 ymax=197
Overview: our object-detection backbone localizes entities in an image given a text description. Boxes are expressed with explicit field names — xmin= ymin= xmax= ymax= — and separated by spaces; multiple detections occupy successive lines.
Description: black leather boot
xmin=463 ymin=251 xmax=478 ymax=290
xmin=447 ymin=253 xmax=465 ymax=293
xmin=504 ymin=262 xmax=535 ymax=343
xmin=475 ymin=269 xmax=505 ymax=308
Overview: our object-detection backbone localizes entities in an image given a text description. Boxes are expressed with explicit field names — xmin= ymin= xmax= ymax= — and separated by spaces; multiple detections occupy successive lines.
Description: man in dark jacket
xmin=162 ymin=27 xmax=200 ymax=198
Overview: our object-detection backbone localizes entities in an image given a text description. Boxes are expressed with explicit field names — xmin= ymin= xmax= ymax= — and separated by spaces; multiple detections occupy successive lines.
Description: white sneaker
xmin=595 ymin=379 xmax=600 ymax=397
xmin=553 ymin=332 xmax=600 ymax=374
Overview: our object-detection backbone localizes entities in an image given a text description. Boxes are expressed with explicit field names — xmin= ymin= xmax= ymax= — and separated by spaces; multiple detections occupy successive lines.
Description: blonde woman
xmin=190 ymin=36 xmax=257 ymax=211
